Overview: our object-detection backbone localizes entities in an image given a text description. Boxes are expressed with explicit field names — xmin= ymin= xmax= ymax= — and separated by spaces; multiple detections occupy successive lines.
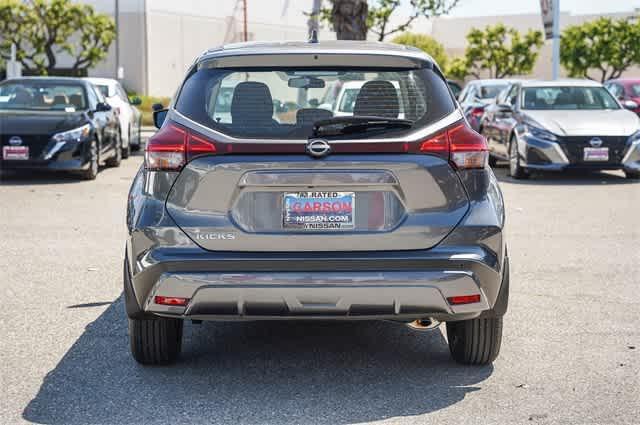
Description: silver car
xmin=481 ymin=79 xmax=640 ymax=179
xmin=458 ymin=79 xmax=515 ymax=131
xmin=125 ymin=41 xmax=509 ymax=366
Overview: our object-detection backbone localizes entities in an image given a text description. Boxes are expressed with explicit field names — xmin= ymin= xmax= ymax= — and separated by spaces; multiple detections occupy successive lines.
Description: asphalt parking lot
xmin=1 ymin=144 xmax=639 ymax=424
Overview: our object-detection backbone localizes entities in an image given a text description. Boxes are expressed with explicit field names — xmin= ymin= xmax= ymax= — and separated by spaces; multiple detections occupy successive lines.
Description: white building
xmin=80 ymin=0 xmax=332 ymax=96
xmin=78 ymin=1 xmax=638 ymax=96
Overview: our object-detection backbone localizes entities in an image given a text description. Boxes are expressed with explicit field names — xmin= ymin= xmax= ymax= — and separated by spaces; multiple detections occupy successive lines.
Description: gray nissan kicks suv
xmin=124 ymin=41 xmax=509 ymax=366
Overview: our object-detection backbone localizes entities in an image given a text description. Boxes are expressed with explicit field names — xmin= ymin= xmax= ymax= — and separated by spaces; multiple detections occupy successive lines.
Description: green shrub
xmin=128 ymin=94 xmax=171 ymax=126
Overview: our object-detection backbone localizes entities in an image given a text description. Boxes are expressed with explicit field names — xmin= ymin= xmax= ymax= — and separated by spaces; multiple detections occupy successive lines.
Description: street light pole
xmin=551 ymin=0 xmax=560 ymax=80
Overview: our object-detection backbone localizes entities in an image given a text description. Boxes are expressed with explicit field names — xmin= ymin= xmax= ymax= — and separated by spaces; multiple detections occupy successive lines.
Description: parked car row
xmin=455 ymin=77 xmax=640 ymax=179
xmin=0 ymin=76 xmax=142 ymax=180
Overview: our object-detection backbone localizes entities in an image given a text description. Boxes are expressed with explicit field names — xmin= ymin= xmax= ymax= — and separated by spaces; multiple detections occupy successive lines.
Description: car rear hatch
xmin=154 ymin=53 xmax=488 ymax=252
xmin=165 ymin=153 xmax=470 ymax=252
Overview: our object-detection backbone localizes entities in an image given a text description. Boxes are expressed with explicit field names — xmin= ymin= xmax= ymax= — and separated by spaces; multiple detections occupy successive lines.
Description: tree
xmin=448 ymin=24 xmax=543 ymax=79
xmin=0 ymin=0 xmax=115 ymax=75
xmin=560 ymin=17 xmax=640 ymax=82
xmin=368 ymin=0 xmax=459 ymax=41
xmin=445 ymin=56 xmax=469 ymax=80
xmin=392 ymin=32 xmax=448 ymax=69
xmin=326 ymin=0 xmax=369 ymax=40
xmin=322 ymin=0 xmax=459 ymax=41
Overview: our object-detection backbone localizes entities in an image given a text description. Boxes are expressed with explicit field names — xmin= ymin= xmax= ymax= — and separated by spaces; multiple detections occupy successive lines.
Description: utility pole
xmin=115 ymin=0 xmax=120 ymax=79
xmin=243 ymin=0 xmax=248 ymax=42
xmin=551 ymin=0 xmax=560 ymax=80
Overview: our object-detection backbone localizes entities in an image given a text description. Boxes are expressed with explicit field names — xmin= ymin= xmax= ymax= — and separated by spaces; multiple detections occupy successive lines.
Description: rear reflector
xmin=419 ymin=122 xmax=488 ymax=169
xmin=145 ymin=122 xmax=217 ymax=170
xmin=154 ymin=296 xmax=190 ymax=306
xmin=447 ymin=294 xmax=481 ymax=305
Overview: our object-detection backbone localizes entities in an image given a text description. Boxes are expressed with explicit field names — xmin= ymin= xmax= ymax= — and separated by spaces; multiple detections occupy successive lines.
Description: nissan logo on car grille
xmin=589 ymin=137 xmax=603 ymax=148
xmin=8 ymin=136 xmax=23 ymax=146
xmin=306 ymin=139 xmax=331 ymax=158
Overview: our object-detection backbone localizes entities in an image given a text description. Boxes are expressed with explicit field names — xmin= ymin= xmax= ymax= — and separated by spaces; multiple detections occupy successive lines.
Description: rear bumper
xmin=125 ymin=244 xmax=506 ymax=322
xmin=146 ymin=270 xmax=490 ymax=320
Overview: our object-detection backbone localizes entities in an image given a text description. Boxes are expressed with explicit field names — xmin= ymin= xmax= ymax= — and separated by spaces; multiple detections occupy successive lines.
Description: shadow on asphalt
xmin=23 ymin=295 xmax=493 ymax=424
xmin=492 ymin=165 xmax=636 ymax=185
xmin=0 ymin=169 xmax=90 ymax=185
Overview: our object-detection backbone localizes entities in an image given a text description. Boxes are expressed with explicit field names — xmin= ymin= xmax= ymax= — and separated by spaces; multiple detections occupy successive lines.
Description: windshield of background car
xmin=95 ymin=84 xmax=113 ymax=98
xmin=175 ymin=67 xmax=455 ymax=139
xmin=631 ymin=84 xmax=640 ymax=97
xmin=521 ymin=86 xmax=620 ymax=110
xmin=0 ymin=81 xmax=88 ymax=112
xmin=479 ymin=84 xmax=508 ymax=99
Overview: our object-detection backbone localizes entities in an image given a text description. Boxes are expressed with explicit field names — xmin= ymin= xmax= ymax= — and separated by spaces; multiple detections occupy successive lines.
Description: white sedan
xmin=84 ymin=77 xmax=142 ymax=157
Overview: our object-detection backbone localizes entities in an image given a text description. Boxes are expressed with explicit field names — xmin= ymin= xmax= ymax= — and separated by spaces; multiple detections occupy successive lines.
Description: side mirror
xmin=153 ymin=109 xmax=168 ymax=129
xmin=96 ymin=102 xmax=111 ymax=112
xmin=622 ymin=100 xmax=639 ymax=110
xmin=129 ymin=96 xmax=142 ymax=106
xmin=151 ymin=103 xmax=164 ymax=112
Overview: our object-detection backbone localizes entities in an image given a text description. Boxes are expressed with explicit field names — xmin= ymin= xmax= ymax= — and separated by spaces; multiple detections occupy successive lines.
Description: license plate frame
xmin=2 ymin=145 xmax=29 ymax=160
xmin=583 ymin=147 xmax=609 ymax=162
xmin=283 ymin=191 xmax=355 ymax=231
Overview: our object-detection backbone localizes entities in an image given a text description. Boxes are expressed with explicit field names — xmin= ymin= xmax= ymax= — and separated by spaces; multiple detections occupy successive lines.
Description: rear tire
xmin=509 ymin=137 xmax=529 ymax=179
xmin=624 ymin=170 xmax=640 ymax=179
xmin=446 ymin=316 xmax=503 ymax=365
xmin=488 ymin=154 xmax=498 ymax=167
xmin=129 ymin=317 xmax=183 ymax=365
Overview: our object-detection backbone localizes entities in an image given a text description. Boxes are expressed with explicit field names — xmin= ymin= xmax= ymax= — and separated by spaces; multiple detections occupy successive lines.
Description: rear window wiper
xmin=312 ymin=116 xmax=413 ymax=137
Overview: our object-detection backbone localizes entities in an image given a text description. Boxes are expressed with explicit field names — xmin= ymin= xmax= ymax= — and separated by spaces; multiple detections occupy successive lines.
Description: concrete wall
xmin=71 ymin=0 xmax=333 ymax=96
xmin=145 ymin=0 xmax=334 ymax=96
xmin=77 ymin=0 xmax=146 ymax=94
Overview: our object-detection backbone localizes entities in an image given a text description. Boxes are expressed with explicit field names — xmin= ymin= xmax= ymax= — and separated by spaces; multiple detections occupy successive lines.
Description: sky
xmin=430 ymin=0 xmax=639 ymax=17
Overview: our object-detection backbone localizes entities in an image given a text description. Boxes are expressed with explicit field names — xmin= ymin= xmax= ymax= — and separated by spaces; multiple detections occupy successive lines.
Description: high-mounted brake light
xmin=419 ymin=122 xmax=488 ymax=169
xmin=145 ymin=122 xmax=217 ymax=170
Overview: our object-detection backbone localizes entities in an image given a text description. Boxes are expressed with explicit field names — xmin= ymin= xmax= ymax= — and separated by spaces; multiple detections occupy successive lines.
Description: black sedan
xmin=0 ymin=77 xmax=122 ymax=180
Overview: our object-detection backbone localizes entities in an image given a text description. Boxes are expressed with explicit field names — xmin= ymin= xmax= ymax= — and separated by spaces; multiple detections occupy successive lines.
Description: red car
xmin=604 ymin=79 xmax=640 ymax=115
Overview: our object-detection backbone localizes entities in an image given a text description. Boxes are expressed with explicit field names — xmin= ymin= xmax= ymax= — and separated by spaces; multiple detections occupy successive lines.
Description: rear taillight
xmin=470 ymin=106 xmax=485 ymax=118
xmin=145 ymin=122 xmax=216 ymax=170
xmin=419 ymin=122 xmax=488 ymax=169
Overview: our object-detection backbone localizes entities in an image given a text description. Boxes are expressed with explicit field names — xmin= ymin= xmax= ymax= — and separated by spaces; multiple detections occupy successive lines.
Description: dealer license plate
xmin=583 ymin=147 xmax=609 ymax=161
xmin=283 ymin=191 xmax=355 ymax=230
xmin=2 ymin=146 xmax=29 ymax=160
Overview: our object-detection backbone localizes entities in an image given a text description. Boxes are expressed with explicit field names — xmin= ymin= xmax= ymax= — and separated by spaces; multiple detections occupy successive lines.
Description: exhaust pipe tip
xmin=406 ymin=318 xmax=441 ymax=332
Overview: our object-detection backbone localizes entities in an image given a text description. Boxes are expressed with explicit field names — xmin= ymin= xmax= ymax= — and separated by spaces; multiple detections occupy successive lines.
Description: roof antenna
xmin=308 ymin=29 xmax=319 ymax=44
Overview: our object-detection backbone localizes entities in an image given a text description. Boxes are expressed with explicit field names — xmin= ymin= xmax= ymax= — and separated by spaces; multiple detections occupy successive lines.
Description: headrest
xmin=353 ymin=80 xmax=399 ymax=118
xmin=230 ymin=82 xmax=274 ymax=124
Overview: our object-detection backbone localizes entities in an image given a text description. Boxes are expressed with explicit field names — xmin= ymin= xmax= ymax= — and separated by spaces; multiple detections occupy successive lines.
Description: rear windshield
xmin=522 ymin=86 xmax=620 ymax=110
xmin=0 ymin=81 xmax=88 ymax=112
xmin=175 ymin=67 xmax=455 ymax=139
